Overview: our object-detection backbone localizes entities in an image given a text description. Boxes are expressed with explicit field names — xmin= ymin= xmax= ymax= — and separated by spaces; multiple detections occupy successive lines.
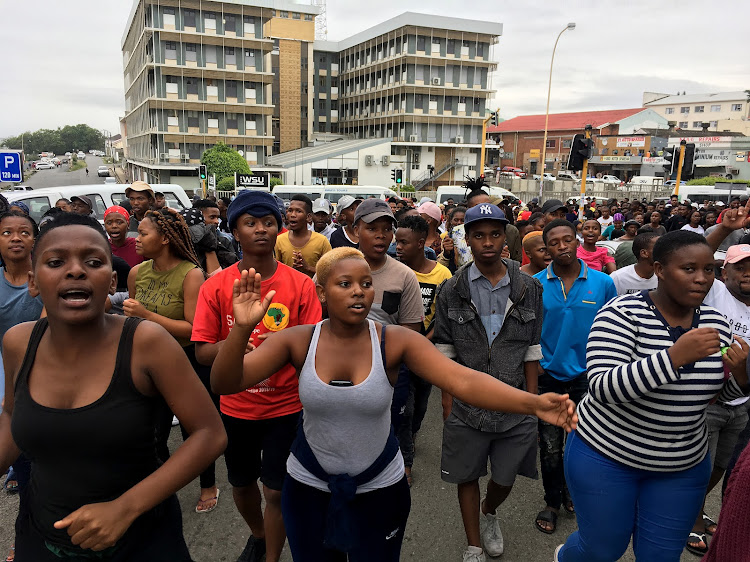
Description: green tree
xmin=270 ymin=177 xmax=283 ymax=189
xmin=2 ymin=124 xmax=104 ymax=155
xmin=200 ymin=142 xmax=250 ymax=183
xmin=217 ymin=176 xmax=236 ymax=191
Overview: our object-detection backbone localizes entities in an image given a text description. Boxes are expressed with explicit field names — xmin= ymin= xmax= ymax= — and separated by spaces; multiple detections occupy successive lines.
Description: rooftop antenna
xmin=312 ymin=0 xmax=328 ymax=40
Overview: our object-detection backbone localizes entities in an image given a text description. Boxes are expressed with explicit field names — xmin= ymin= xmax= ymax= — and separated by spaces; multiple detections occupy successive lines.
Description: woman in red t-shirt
xmin=104 ymin=206 xmax=143 ymax=268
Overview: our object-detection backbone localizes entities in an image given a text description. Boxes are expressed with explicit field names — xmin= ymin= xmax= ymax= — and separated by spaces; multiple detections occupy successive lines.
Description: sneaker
xmin=171 ymin=415 xmax=179 ymax=427
xmin=554 ymin=544 xmax=563 ymax=562
xmin=480 ymin=510 xmax=504 ymax=557
xmin=462 ymin=545 xmax=486 ymax=562
xmin=237 ymin=535 xmax=266 ymax=562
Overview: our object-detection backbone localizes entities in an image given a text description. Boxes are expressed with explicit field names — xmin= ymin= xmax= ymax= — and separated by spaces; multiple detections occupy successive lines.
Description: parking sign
xmin=0 ymin=152 xmax=22 ymax=183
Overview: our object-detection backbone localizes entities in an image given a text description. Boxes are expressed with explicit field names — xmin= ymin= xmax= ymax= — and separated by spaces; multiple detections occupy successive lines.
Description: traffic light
xmin=390 ymin=169 xmax=396 ymax=183
xmin=567 ymin=134 xmax=593 ymax=172
xmin=199 ymin=165 xmax=207 ymax=180
xmin=490 ymin=111 xmax=499 ymax=127
xmin=663 ymin=147 xmax=677 ymax=177
xmin=395 ymin=169 xmax=403 ymax=184
xmin=683 ymin=143 xmax=696 ymax=179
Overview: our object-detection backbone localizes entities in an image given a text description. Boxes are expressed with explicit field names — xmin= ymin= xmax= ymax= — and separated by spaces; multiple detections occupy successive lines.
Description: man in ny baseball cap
xmin=463 ymin=202 xmax=509 ymax=234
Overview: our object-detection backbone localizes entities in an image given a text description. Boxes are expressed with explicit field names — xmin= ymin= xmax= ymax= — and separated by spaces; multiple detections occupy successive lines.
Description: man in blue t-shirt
xmin=532 ymin=219 xmax=616 ymax=535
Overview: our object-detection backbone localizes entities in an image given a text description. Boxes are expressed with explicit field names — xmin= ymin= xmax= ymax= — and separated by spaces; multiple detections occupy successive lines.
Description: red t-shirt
xmin=110 ymin=238 xmax=143 ymax=268
xmin=191 ymin=262 xmax=321 ymax=420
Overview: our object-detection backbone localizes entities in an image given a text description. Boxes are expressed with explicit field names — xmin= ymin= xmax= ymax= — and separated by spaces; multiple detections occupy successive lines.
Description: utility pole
xmin=674 ymin=139 xmax=687 ymax=199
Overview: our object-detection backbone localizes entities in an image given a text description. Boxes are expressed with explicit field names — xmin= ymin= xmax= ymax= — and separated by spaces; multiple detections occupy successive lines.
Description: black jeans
xmin=396 ymin=371 xmax=433 ymax=467
xmin=538 ymin=371 xmax=588 ymax=510
xmin=723 ymin=402 xmax=750 ymax=496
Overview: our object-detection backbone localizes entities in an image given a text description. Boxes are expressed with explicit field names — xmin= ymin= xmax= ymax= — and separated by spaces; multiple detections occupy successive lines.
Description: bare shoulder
xmin=2 ymin=321 xmax=37 ymax=358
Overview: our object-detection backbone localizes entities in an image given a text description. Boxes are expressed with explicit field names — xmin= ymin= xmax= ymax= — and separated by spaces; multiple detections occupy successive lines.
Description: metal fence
xmin=495 ymin=178 xmax=671 ymax=204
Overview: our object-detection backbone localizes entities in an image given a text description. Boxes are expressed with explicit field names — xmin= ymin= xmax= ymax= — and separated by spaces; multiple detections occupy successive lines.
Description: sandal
xmin=686 ymin=532 xmax=708 ymax=557
xmin=4 ymin=480 xmax=17 ymax=494
xmin=195 ymin=488 xmax=220 ymax=514
xmin=703 ymin=513 xmax=717 ymax=535
xmin=5 ymin=544 xmax=13 ymax=562
xmin=535 ymin=509 xmax=558 ymax=534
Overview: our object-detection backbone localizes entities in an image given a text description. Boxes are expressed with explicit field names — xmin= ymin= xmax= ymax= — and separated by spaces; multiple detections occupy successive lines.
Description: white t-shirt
xmin=681 ymin=224 xmax=705 ymax=235
xmin=610 ymin=264 xmax=658 ymax=296
xmin=705 ymin=280 xmax=750 ymax=406
xmin=598 ymin=216 xmax=614 ymax=228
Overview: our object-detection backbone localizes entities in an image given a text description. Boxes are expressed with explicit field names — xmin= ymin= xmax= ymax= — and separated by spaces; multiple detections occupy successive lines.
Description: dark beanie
xmin=227 ymin=191 xmax=283 ymax=230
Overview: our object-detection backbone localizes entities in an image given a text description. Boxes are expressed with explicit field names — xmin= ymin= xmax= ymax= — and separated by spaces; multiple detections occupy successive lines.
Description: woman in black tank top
xmin=0 ymin=214 xmax=226 ymax=561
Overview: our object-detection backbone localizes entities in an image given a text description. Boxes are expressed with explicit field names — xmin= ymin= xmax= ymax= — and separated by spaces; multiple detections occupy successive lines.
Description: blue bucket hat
xmin=227 ymin=190 xmax=283 ymax=230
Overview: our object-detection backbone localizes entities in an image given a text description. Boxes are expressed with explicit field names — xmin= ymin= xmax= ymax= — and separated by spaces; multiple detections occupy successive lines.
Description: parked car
xmin=103 ymin=177 xmax=117 ymax=184
xmin=557 ymin=171 xmax=577 ymax=181
xmin=97 ymin=166 xmax=110 ymax=177
xmin=501 ymin=166 xmax=526 ymax=178
xmin=34 ymin=161 xmax=55 ymax=170
xmin=77 ymin=152 xmax=86 ymax=160
xmin=600 ymin=175 xmax=623 ymax=185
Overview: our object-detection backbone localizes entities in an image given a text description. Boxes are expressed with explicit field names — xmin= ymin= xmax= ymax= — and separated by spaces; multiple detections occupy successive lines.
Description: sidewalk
xmin=111 ymin=165 xmax=127 ymax=184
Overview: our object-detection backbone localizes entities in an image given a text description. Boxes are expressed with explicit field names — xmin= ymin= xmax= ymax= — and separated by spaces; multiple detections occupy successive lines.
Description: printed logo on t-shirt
xmin=263 ymin=303 xmax=290 ymax=331
xmin=420 ymin=283 xmax=438 ymax=317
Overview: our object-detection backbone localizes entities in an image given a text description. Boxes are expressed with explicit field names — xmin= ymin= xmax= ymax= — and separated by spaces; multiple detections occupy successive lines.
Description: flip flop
xmin=703 ymin=513 xmax=717 ymax=535
xmin=686 ymin=532 xmax=708 ymax=557
xmin=535 ymin=509 xmax=558 ymax=534
xmin=5 ymin=544 xmax=14 ymax=562
xmin=195 ymin=488 xmax=220 ymax=514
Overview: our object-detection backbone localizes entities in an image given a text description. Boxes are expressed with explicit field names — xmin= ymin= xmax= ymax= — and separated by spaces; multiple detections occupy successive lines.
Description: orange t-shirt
xmin=191 ymin=262 xmax=322 ymax=420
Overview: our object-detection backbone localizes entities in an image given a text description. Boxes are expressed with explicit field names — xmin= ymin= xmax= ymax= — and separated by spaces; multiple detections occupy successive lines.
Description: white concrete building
xmin=643 ymin=91 xmax=749 ymax=132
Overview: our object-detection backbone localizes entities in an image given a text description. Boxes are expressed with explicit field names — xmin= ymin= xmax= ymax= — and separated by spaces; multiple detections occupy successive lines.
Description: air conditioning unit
xmin=181 ymin=153 xmax=190 ymax=160
xmin=455 ymin=136 xmax=464 ymax=143
xmin=364 ymin=155 xmax=373 ymax=166
xmin=431 ymin=77 xmax=441 ymax=86
xmin=409 ymin=135 xmax=419 ymax=142
xmin=381 ymin=155 xmax=390 ymax=166
xmin=413 ymin=152 xmax=420 ymax=163
xmin=159 ymin=153 xmax=169 ymax=159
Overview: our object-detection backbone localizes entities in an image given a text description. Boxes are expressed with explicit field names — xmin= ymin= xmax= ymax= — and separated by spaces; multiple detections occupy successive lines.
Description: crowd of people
xmin=0 ymin=181 xmax=749 ymax=562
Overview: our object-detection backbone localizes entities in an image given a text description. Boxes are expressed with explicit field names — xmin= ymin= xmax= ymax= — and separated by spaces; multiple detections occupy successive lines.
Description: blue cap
xmin=227 ymin=190 xmax=283 ymax=230
xmin=464 ymin=203 xmax=509 ymax=231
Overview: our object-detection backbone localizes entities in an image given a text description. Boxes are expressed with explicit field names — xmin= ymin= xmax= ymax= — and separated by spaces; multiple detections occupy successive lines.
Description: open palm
xmin=232 ymin=269 xmax=276 ymax=328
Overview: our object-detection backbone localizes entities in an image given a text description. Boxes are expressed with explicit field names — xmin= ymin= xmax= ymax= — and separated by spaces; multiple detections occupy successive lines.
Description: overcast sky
xmin=1 ymin=0 xmax=748 ymax=139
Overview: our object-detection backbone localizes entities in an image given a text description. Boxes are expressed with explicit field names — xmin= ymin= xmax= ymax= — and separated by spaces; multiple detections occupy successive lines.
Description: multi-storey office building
xmin=121 ymin=0 xmax=318 ymax=185
xmin=312 ymin=13 xmax=502 ymax=187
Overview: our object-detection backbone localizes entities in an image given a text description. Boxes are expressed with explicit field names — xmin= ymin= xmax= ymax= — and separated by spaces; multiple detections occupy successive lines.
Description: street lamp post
xmin=539 ymin=22 xmax=575 ymax=201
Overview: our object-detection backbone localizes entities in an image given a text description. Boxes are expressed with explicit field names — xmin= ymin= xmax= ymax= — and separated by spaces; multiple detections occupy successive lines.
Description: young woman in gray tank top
xmin=212 ymin=247 xmax=578 ymax=561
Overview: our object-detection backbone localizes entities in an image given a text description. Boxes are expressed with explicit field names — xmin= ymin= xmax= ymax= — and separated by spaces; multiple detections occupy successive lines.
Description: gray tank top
xmin=286 ymin=320 xmax=405 ymax=493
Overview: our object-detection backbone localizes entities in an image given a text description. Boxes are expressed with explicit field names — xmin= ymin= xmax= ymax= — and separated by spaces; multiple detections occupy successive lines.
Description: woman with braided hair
xmin=125 ymin=208 xmax=222 ymax=514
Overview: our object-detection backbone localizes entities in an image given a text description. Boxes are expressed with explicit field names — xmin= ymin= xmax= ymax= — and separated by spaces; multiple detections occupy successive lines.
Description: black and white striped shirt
xmin=576 ymin=291 xmax=746 ymax=472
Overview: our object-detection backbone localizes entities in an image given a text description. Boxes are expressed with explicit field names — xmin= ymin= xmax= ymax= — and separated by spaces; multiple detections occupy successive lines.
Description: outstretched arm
xmin=706 ymin=200 xmax=750 ymax=252
xmin=392 ymin=327 xmax=577 ymax=431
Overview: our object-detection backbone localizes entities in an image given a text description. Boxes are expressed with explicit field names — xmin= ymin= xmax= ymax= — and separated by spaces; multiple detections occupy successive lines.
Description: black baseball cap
xmin=541 ymin=199 xmax=566 ymax=215
xmin=353 ymin=198 xmax=395 ymax=224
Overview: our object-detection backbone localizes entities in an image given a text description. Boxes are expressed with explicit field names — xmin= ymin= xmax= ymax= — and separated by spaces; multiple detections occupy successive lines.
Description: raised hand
xmin=535 ymin=393 xmax=578 ymax=433
xmin=232 ymin=269 xmax=276 ymax=329
xmin=723 ymin=335 xmax=749 ymax=385
xmin=719 ymin=199 xmax=750 ymax=231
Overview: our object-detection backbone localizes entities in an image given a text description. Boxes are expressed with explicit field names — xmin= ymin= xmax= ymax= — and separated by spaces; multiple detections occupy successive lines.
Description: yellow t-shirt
xmin=275 ymin=231 xmax=332 ymax=272
xmin=414 ymin=262 xmax=453 ymax=331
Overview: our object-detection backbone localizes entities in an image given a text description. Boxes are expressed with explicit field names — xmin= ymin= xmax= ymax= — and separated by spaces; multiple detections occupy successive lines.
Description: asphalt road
xmin=0 ymin=390 xmax=722 ymax=562
xmin=18 ymin=156 xmax=110 ymax=190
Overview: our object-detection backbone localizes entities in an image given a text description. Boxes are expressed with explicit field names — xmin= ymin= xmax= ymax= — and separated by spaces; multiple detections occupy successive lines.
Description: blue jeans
xmin=559 ymin=431 xmax=711 ymax=562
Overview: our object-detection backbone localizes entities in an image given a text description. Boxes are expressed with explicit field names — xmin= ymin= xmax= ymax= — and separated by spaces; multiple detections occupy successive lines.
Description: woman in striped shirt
xmin=555 ymin=231 xmax=749 ymax=562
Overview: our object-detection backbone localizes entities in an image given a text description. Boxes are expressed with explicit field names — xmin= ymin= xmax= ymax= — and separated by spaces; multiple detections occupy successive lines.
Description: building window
xmin=546 ymin=139 xmax=556 ymax=149
xmin=709 ymin=120 xmax=718 ymax=127
xmin=694 ymin=105 xmax=704 ymax=113
xmin=711 ymin=104 xmax=721 ymax=112
xmin=183 ymin=9 xmax=196 ymax=27
xmin=224 ymin=14 xmax=236 ymax=32
xmin=226 ymin=80 xmax=238 ymax=98
xmin=562 ymin=139 xmax=571 ymax=149
xmin=679 ymin=121 xmax=688 ymax=128
xmin=732 ymin=103 xmax=743 ymax=111
xmin=477 ymin=43 xmax=484 ymax=57
xmin=186 ymin=78 xmax=199 ymax=95
xmin=692 ymin=121 xmax=702 ymax=128
xmin=665 ymin=107 xmax=674 ymax=114
xmin=680 ymin=106 xmax=690 ymax=114
xmin=187 ymin=112 xmax=199 ymax=128
xmin=447 ymin=39 xmax=455 ymax=54
xmin=185 ymin=43 xmax=197 ymax=61
xmin=244 ymin=15 xmax=255 ymax=24
xmin=279 ymin=11 xmax=288 ymax=18
xmin=227 ymin=116 xmax=239 ymax=129
xmin=204 ymin=12 xmax=216 ymax=30
xmin=305 ymin=14 xmax=313 ymax=21
xmin=417 ymin=36 xmax=426 ymax=51
xmin=292 ymin=12 xmax=300 ymax=19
